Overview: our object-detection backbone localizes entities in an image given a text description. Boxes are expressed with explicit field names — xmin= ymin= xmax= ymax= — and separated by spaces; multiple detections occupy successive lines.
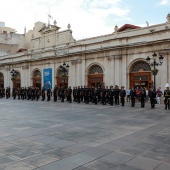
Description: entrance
xmin=130 ymin=61 xmax=152 ymax=89
xmin=13 ymin=71 xmax=21 ymax=89
xmin=0 ymin=73 xmax=4 ymax=88
xmin=88 ymin=65 xmax=103 ymax=87
xmin=33 ymin=70 xmax=41 ymax=89
xmin=56 ymin=69 xmax=68 ymax=88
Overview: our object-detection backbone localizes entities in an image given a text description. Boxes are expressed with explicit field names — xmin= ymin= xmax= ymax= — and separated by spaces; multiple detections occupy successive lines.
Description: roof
xmin=117 ymin=24 xmax=141 ymax=32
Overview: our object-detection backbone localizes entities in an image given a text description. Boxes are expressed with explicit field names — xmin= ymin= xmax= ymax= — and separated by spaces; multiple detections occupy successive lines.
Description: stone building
xmin=0 ymin=14 xmax=170 ymax=90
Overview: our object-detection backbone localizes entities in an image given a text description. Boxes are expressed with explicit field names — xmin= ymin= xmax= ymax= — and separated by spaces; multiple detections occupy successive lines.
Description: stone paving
xmin=0 ymin=98 xmax=169 ymax=170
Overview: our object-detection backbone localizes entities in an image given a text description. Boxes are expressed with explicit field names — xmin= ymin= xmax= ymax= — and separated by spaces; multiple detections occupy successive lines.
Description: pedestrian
xmin=156 ymin=87 xmax=163 ymax=104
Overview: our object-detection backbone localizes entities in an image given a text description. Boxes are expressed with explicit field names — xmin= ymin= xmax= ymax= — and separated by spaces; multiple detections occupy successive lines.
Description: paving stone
xmin=45 ymin=148 xmax=74 ymax=159
xmin=23 ymin=154 xmax=58 ymax=167
xmin=63 ymin=153 xmax=96 ymax=165
xmin=125 ymin=156 xmax=162 ymax=170
xmin=35 ymin=159 xmax=79 ymax=170
xmin=101 ymin=151 xmax=134 ymax=164
xmin=140 ymin=151 xmax=168 ymax=162
xmin=0 ymin=156 xmax=17 ymax=167
xmin=81 ymin=147 xmax=111 ymax=158
xmin=84 ymin=159 xmax=119 ymax=170
xmin=154 ymin=162 xmax=170 ymax=170
xmin=0 ymin=161 xmax=36 ymax=170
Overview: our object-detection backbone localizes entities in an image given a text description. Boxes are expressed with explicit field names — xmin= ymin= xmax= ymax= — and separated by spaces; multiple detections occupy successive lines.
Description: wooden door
xmin=130 ymin=72 xmax=152 ymax=89
xmin=88 ymin=75 xmax=103 ymax=87
xmin=57 ymin=76 xmax=68 ymax=88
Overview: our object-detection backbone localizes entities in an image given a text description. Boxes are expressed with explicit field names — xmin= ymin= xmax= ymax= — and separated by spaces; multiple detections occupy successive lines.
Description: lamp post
xmin=10 ymin=69 xmax=16 ymax=87
xmin=59 ymin=62 xmax=69 ymax=89
xmin=146 ymin=52 xmax=164 ymax=90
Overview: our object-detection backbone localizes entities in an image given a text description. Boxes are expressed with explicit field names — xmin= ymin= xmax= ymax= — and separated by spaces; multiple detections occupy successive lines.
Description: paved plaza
xmin=0 ymin=99 xmax=169 ymax=170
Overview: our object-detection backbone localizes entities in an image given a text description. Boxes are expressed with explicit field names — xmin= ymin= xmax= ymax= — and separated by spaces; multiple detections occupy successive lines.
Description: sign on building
xmin=43 ymin=68 xmax=52 ymax=90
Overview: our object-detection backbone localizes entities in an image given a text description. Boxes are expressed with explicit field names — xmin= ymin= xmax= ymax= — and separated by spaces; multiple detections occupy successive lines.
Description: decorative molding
xmin=22 ymin=65 xmax=29 ymax=69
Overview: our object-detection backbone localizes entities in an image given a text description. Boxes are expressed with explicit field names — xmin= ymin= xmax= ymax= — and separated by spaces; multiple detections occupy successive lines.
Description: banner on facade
xmin=43 ymin=68 xmax=52 ymax=90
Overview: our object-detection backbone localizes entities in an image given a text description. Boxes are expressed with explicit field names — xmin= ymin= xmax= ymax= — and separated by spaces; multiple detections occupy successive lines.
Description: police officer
xmin=164 ymin=83 xmax=170 ymax=109
xmin=77 ymin=86 xmax=81 ymax=103
xmin=93 ymin=87 xmax=98 ymax=105
xmin=41 ymin=87 xmax=45 ymax=101
xmin=101 ymin=86 xmax=106 ymax=105
xmin=148 ymin=87 xmax=157 ymax=108
xmin=53 ymin=86 xmax=58 ymax=102
xmin=140 ymin=87 xmax=146 ymax=108
xmin=114 ymin=85 xmax=120 ymax=105
xmin=109 ymin=86 xmax=115 ymax=106
xmin=47 ymin=87 xmax=51 ymax=101
xmin=120 ymin=86 xmax=126 ymax=106
xmin=60 ymin=86 xmax=65 ymax=102
xmin=130 ymin=87 xmax=136 ymax=107
xmin=6 ymin=87 xmax=9 ymax=99
xmin=12 ymin=88 xmax=16 ymax=99
xmin=67 ymin=86 xmax=72 ymax=103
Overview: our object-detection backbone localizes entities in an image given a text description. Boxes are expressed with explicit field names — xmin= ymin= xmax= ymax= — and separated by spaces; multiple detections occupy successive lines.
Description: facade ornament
xmin=114 ymin=25 xmax=118 ymax=32
xmin=166 ymin=13 xmax=170 ymax=23
xmin=67 ymin=24 xmax=71 ymax=30
xmin=53 ymin=20 xmax=57 ymax=26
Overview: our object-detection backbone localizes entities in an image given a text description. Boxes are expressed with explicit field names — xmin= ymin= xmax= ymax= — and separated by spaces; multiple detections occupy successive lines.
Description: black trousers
xmin=141 ymin=98 xmax=145 ymax=107
xmin=54 ymin=95 xmax=57 ymax=102
xmin=115 ymin=96 xmax=119 ymax=105
xmin=121 ymin=97 xmax=125 ymax=106
xmin=131 ymin=97 xmax=135 ymax=106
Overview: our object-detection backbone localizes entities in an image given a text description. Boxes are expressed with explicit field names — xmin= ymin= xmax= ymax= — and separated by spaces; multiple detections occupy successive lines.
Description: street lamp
xmin=146 ymin=52 xmax=164 ymax=90
xmin=10 ymin=69 xmax=16 ymax=82
xmin=59 ymin=62 xmax=69 ymax=89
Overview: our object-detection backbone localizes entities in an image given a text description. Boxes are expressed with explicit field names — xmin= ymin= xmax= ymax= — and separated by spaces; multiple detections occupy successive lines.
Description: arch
xmin=0 ymin=72 xmax=4 ymax=88
xmin=129 ymin=60 xmax=152 ymax=89
xmin=32 ymin=69 xmax=41 ymax=89
xmin=56 ymin=67 xmax=69 ymax=88
xmin=87 ymin=64 xmax=104 ymax=87
xmin=13 ymin=71 xmax=21 ymax=89
xmin=130 ymin=61 xmax=151 ymax=72
xmin=86 ymin=62 xmax=104 ymax=76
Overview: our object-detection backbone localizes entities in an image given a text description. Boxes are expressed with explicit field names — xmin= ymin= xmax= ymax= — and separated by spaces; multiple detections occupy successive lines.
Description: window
xmin=89 ymin=65 xmax=103 ymax=74
xmin=132 ymin=61 xmax=150 ymax=72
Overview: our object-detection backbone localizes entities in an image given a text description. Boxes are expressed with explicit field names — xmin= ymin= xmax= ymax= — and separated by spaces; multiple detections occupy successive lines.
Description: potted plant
xmin=151 ymin=68 xmax=159 ymax=75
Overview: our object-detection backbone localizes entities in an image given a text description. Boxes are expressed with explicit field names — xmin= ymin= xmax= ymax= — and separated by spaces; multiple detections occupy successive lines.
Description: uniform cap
xmin=165 ymin=83 xmax=170 ymax=88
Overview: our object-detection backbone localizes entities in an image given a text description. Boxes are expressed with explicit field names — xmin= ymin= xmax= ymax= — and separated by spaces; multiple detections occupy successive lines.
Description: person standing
xmin=41 ymin=87 xmax=45 ymax=101
xmin=126 ymin=88 xmax=131 ymax=102
xmin=114 ymin=85 xmax=120 ymax=105
xmin=12 ymin=88 xmax=16 ymax=99
xmin=130 ymin=87 xmax=136 ymax=107
xmin=120 ymin=86 xmax=126 ymax=106
xmin=67 ymin=86 xmax=72 ymax=103
xmin=164 ymin=83 xmax=170 ymax=109
xmin=156 ymin=87 xmax=163 ymax=104
xmin=148 ymin=87 xmax=157 ymax=108
xmin=47 ymin=88 xmax=51 ymax=101
xmin=53 ymin=86 xmax=57 ymax=102
xmin=140 ymin=87 xmax=146 ymax=108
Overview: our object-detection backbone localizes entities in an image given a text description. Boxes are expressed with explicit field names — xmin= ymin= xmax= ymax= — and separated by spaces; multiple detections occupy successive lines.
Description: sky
xmin=0 ymin=0 xmax=170 ymax=40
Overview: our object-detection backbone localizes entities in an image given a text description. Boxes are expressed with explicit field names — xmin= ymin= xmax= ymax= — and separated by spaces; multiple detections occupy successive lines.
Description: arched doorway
xmin=88 ymin=65 xmax=103 ymax=87
xmin=0 ymin=73 xmax=4 ymax=88
xmin=130 ymin=61 xmax=152 ymax=89
xmin=33 ymin=70 xmax=41 ymax=89
xmin=13 ymin=71 xmax=21 ymax=88
xmin=56 ymin=69 xmax=68 ymax=88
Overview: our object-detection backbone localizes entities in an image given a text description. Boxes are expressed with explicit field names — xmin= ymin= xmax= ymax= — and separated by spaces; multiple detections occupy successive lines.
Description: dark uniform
xmin=41 ymin=87 xmax=45 ymax=101
xmin=77 ymin=87 xmax=81 ymax=103
xmin=140 ymin=88 xmax=146 ymax=108
xmin=114 ymin=86 xmax=120 ymax=105
xmin=109 ymin=87 xmax=115 ymax=106
xmin=12 ymin=88 xmax=16 ymax=99
xmin=120 ymin=86 xmax=126 ymax=106
xmin=60 ymin=87 xmax=65 ymax=102
xmin=47 ymin=88 xmax=51 ymax=101
xmin=130 ymin=88 xmax=136 ymax=107
xmin=67 ymin=86 xmax=72 ymax=103
xmin=93 ymin=88 xmax=98 ymax=105
xmin=53 ymin=87 xmax=58 ymax=102
xmin=164 ymin=87 xmax=170 ymax=109
xmin=148 ymin=88 xmax=157 ymax=108
xmin=101 ymin=87 xmax=106 ymax=105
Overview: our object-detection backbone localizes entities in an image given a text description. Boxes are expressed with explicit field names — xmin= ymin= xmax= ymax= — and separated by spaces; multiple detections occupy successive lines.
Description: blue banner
xmin=43 ymin=68 xmax=52 ymax=90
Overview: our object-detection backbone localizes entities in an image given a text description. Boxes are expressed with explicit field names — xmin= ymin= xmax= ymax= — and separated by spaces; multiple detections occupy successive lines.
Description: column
xmin=114 ymin=57 xmax=121 ymax=87
xmin=82 ymin=57 xmax=86 ymax=85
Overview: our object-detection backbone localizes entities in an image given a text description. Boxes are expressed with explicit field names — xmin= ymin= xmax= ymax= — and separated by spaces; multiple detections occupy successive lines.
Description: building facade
xmin=0 ymin=15 xmax=170 ymax=90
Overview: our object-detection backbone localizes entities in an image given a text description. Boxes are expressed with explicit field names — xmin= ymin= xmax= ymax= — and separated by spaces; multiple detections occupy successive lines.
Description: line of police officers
xmin=1 ymin=84 xmax=170 ymax=109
